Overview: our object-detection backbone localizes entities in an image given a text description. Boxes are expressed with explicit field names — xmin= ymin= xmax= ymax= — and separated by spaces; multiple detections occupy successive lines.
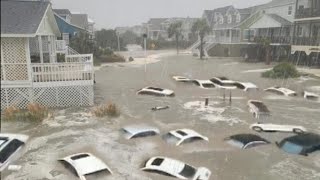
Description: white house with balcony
xmin=1 ymin=0 xmax=94 ymax=110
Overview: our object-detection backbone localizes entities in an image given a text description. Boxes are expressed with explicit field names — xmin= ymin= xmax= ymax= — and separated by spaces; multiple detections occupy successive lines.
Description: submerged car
xmin=303 ymin=91 xmax=319 ymax=100
xmin=137 ymin=87 xmax=175 ymax=97
xmin=250 ymin=123 xmax=307 ymax=133
xmin=247 ymin=100 xmax=270 ymax=119
xmin=0 ymin=133 xmax=29 ymax=172
xmin=193 ymin=80 xmax=217 ymax=89
xmin=209 ymin=77 xmax=237 ymax=89
xmin=276 ymin=133 xmax=320 ymax=156
xmin=264 ymin=87 xmax=297 ymax=96
xmin=163 ymin=129 xmax=209 ymax=146
xmin=172 ymin=76 xmax=195 ymax=83
xmin=234 ymin=82 xmax=258 ymax=91
xmin=142 ymin=156 xmax=211 ymax=180
xmin=59 ymin=153 xmax=112 ymax=180
xmin=122 ymin=125 xmax=160 ymax=139
xmin=225 ymin=134 xmax=270 ymax=149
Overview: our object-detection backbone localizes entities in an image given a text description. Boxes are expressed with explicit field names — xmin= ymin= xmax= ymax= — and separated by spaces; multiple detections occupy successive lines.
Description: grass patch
xmin=2 ymin=103 xmax=49 ymax=121
xmin=262 ymin=62 xmax=300 ymax=79
xmin=92 ymin=102 xmax=120 ymax=117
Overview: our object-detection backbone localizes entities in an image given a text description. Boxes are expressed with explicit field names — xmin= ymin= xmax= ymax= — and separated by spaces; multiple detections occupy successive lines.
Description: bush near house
xmin=262 ymin=62 xmax=300 ymax=79
xmin=2 ymin=103 xmax=49 ymax=121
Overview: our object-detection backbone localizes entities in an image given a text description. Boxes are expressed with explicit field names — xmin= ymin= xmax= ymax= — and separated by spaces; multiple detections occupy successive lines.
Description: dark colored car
xmin=276 ymin=133 xmax=320 ymax=156
xmin=225 ymin=134 xmax=270 ymax=149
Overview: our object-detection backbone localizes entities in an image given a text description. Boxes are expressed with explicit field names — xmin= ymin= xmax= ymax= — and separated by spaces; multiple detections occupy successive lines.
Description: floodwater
xmin=2 ymin=51 xmax=320 ymax=180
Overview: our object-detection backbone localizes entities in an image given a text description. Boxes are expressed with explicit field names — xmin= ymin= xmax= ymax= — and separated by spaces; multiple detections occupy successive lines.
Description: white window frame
xmin=219 ymin=15 xmax=224 ymax=24
xmin=236 ymin=14 xmax=241 ymax=23
xmin=227 ymin=15 xmax=232 ymax=24
xmin=288 ymin=6 xmax=293 ymax=15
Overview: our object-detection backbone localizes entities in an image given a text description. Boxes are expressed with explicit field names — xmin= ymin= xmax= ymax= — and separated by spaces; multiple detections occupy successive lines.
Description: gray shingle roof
xmin=1 ymin=0 xmax=49 ymax=35
xmin=53 ymin=9 xmax=71 ymax=16
xmin=71 ymin=14 xmax=88 ymax=29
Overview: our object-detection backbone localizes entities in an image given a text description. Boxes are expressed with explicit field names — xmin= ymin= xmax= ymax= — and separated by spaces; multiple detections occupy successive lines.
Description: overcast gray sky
xmin=52 ymin=0 xmax=271 ymax=29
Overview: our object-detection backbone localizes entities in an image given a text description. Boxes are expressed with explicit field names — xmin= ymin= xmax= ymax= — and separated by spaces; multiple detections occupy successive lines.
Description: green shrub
xmin=98 ymin=54 xmax=126 ymax=63
xmin=262 ymin=62 xmax=300 ymax=79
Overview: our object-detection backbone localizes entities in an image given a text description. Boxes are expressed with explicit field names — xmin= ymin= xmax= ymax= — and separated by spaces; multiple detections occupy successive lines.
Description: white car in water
xmin=163 ymin=129 xmax=209 ymax=146
xmin=250 ymin=123 xmax=307 ymax=133
xmin=122 ymin=125 xmax=160 ymax=139
xmin=303 ymin=91 xmax=319 ymax=100
xmin=193 ymin=80 xmax=217 ymax=89
xmin=172 ymin=76 xmax=195 ymax=83
xmin=210 ymin=77 xmax=237 ymax=89
xmin=234 ymin=82 xmax=258 ymax=91
xmin=0 ymin=133 xmax=29 ymax=172
xmin=247 ymin=100 xmax=270 ymax=119
xmin=59 ymin=153 xmax=112 ymax=180
xmin=264 ymin=87 xmax=297 ymax=96
xmin=142 ymin=156 xmax=211 ymax=180
xmin=137 ymin=87 xmax=175 ymax=97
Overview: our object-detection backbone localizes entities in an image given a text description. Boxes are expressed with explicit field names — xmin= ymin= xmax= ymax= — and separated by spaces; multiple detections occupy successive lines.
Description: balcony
xmin=253 ymin=36 xmax=292 ymax=45
xmin=295 ymin=7 xmax=320 ymax=19
xmin=292 ymin=37 xmax=320 ymax=46
xmin=31 ymin=54 xmax=94 ymax=87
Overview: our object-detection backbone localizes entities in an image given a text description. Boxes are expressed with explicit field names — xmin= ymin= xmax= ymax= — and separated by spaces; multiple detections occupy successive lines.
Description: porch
xmin=1 ymin=37 xmax=94 ymax=110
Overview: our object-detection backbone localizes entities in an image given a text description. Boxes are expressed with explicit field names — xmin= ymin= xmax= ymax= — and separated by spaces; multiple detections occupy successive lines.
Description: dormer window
xmin=219 ymin=15 xmax=224 ymax=24
xmin=236 ymin=14 xmax=241 ymax=23
xmin=227 ymin=15 xmax=232 ymax=24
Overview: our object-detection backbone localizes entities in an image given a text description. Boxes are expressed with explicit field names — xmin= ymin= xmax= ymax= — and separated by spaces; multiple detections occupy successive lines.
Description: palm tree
xmin=257 ymin=37 xmax=272 ymax=65
xmin=167 ymin=21 xmax=183 ymax=54
xmin=191 ymin=19 xmax=211 ymax=60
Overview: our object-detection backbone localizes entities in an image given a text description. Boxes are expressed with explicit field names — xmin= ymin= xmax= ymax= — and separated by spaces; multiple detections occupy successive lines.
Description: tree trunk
xmin=200 ymin=36 xmax=204 ymax=60
xmin=266 ymin=46 xmax=271 ymax=65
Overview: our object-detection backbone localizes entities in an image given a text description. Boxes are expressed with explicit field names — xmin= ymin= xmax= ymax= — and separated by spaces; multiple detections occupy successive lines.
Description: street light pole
xmin=143 ymin=33 xmax=147 ymax=73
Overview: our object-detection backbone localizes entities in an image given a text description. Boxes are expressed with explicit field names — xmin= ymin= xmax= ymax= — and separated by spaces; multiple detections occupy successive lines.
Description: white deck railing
xmin=31 ymin=54 xmax=93 ymax=83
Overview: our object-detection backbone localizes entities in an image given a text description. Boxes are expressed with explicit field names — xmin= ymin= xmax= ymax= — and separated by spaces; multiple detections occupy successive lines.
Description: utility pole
xmin=117 ymin=32 xmax=120 ymax=52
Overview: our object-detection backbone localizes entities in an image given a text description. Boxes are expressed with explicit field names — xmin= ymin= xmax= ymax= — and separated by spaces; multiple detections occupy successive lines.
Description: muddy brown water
xmin=2 ymin=51 xmax=320 ymax=180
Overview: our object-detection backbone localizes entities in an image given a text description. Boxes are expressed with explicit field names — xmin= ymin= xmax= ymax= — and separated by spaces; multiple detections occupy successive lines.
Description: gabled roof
xmin=267 ymin=14 xmax=292 ymax=26
xmin=1 ymin=0 xmax=50 ymax=36
xmin=54 ymin=13 xmax=88 ymax=32
xmin=53 ymin=9 xmax=71 ymax=16
xmin=71 ymin=14 xmax=89 ymax=29
xmin=147 ymin=18 xmax=168 ymax=30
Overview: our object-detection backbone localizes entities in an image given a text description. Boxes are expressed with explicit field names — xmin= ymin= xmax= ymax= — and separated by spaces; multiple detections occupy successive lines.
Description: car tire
xmin=252 ymin=126 xmax=263 ymax=132
xmin=293 ymin=128 xmax=304 ymax=134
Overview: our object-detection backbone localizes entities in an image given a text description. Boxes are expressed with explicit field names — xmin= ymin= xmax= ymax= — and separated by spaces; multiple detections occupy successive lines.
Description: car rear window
xmin=281 ymin=141 xmax=304 ymax=154
xmin=147 ymin=87 xmax=164 ymax=91
xmin=71 ymin=154 xmax=89 ymax=160
xmin=0 ymin=139 xmax=24 ymax=163
xmin=176 ymin=130 xmax=188 ymax=136
xmin=0 ymin=137 xmax=9 ymax=148
xmin=151 ymin=158 xmax=164 ymax=166
xmin=202 ymin=83 xmax=215 ymax=88
xmin=131 ymin=131 xmax=157 ymax=138
xmin=179 ymin=164 xmax=196 ymax=178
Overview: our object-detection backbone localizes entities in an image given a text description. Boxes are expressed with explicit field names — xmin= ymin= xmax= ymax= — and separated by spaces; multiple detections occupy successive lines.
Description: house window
xmin=243 ymin=29 xmax=255 ymax=40
xmin=288 ymin=6 xmax=293 ymax=15
xmin=219 ymin=16 xmax=224 ymax=24
xmin=236 ymin=14 xmax=241 ymax=23
xmin=227 ymin=15 xmax=232 ymax=24
xmin=226 ymin=30 xmax=230 ymax=37
xmin=297 ymin=26 xmax=303 ymax=36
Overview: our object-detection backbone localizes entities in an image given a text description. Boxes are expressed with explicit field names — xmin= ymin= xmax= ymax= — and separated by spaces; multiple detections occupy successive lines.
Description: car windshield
xmin=281 ymin=141 xmax=304 ymax=154
xmin=2 ymin=0 xmax=320 ymax=179
xmin=179 ymin=164 xmax=196 ymax=178
xmin=0 ymin=139 xmax=24 ymax=163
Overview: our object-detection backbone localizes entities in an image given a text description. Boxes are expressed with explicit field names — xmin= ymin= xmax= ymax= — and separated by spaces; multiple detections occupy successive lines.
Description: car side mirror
xmin=275 ymin=142 xmax=280 ymax=147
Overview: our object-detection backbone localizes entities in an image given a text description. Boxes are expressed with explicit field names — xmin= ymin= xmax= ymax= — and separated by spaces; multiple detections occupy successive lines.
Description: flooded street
xmin=2 ymin=51 xmax=320 ymax=180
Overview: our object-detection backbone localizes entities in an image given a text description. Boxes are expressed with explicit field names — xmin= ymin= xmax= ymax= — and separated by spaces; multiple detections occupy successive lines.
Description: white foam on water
xmin=183 ymin=101 xmax=244 ymax=126
xmin=223 ymin=62 xmax=239 ymax=66
xmin=307 ymin=86 xmax=320 ymax=93
xmin=297 ymin=76 xmax=316 ymax=83
xmin=241 ymin=68 xmax=272 ymax=73
xmin=270 ymin=158 xmax=320 ymax=180
xmin=264 ymin=95 xmax=292 ymax=100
